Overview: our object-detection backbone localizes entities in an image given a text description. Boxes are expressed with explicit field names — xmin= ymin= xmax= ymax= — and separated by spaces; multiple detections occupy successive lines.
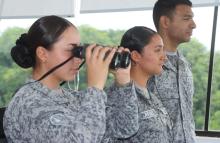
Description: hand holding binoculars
xmin=72 ymin=44 xmax=131 ymax=70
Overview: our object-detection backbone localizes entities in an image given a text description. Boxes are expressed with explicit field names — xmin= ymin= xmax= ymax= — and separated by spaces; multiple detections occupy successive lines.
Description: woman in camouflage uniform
xmin=3 ymin=15 xmax=132 ymax=143
xmin=103 ymin=26 xmax=174 ymax=143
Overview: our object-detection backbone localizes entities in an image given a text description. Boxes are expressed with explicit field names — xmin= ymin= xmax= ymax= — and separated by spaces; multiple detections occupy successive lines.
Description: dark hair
xmin=153 ymin=0 xmax=192 ymax=30
xmin=11 ymin=15 xmax=74 ymax=68
xmin=120 ymin=26 xmax=157 ymax=55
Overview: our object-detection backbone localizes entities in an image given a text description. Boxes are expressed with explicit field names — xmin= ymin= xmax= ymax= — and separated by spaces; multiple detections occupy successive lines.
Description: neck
xmin=159 ymin=31 xmax=179 ymax=52
xmin=130 ymin=66 xmax=150 ymax=88
xmin=32 ymin=68 xmax=60 ymax=90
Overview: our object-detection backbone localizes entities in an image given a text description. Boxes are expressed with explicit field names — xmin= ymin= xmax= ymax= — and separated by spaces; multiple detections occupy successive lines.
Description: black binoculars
xmin=72 ymin=44 xmax=130 ymax=70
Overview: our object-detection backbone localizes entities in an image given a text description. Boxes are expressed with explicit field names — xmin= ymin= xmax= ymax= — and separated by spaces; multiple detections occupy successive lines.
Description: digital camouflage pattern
xmin=4 ymin=79 xmax=107 ymax=143
xmin=148 ymin=51 xmax=196 ymax=143
xmin=102 ymin=83 xmax=173 ymax=143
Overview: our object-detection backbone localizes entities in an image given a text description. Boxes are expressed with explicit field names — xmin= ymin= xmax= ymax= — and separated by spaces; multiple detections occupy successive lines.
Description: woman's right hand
xmin=86 ymin=44 xmax=116 ymax=90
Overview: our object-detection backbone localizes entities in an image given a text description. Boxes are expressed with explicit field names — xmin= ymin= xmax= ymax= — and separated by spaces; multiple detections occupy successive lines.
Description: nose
xmin=191 ymin=19 xmax=196 ymax=29
xmin=161 ymin=51 xmax=167 ymax=62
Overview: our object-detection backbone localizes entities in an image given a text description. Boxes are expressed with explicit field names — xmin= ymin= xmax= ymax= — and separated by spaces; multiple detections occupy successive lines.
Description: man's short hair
xmin=153 ymin=0 xmax=192 ymax=31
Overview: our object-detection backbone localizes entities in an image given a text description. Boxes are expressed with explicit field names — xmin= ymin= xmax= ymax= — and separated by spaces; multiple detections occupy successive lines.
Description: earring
xmin=42 ymin=59 xmax=47 ymax=63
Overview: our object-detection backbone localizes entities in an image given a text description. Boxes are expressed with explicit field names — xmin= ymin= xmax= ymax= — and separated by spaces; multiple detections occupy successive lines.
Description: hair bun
xmin=16 ymin=33 xmax=29 ymax=46
xmin=11 ymin=33 xmax=34 ymax=68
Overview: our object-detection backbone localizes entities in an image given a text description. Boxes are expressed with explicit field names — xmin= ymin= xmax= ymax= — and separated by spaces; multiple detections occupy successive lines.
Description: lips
xmin=159 ymin=62 xmax=165 ymax=66
xmin=186 ymin=31 xmax=193 ymax=36
xmin=70 ymin=66 xmax=79 ymax=73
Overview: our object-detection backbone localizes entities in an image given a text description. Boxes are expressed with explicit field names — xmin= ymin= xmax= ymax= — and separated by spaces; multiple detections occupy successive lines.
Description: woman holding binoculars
xmin=3 ymin=15 xmax=133 ymax=143
xmin=102 ymin=26 xmax=174 ymax=143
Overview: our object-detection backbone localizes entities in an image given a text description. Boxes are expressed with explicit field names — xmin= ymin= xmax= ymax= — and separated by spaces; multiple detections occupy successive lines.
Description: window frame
xmin=198 ymin=5 xmax=220 ymax=137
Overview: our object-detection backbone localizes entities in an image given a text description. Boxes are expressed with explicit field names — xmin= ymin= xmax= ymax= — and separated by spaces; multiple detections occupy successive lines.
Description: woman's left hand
xmin=111 ymin=47 xmax=131 ymax=86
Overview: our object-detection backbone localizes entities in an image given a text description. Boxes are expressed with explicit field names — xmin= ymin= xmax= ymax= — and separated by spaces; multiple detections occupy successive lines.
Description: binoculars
xmin=72 ymin=44 xmax=130 ymax=70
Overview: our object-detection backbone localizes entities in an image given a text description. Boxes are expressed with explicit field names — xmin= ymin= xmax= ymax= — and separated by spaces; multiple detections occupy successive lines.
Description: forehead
xmin=143 ymin=34 xmax=163 ymax=50
xmin=58 ymin=26 xmax=80 ymax=44
xmin=150 ymin=34 xmax=162 ymax=43
xmin=174 ymin=4 xmax=194 ymax=16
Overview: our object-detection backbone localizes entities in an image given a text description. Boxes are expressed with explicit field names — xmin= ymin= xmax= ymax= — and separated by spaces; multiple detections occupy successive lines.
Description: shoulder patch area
xmin=49 ymin=113 xmax=71 ymax=126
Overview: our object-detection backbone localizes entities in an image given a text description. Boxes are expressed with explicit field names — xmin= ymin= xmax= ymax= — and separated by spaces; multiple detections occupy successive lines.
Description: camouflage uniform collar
xmin=163 ymin=59 xmax=177 ymax=73
xmin=26 ymin=78 xmax=69 ymax=104
xmin=163 ymin=50 xmax=186 ymax=73
xmin=26 ymin=78 xmax=51 ymax=95
xmin=134 ymin=83 xmax=150 ymax=99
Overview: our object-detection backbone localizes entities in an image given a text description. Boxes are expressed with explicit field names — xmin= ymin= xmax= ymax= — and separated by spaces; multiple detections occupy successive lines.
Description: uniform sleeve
xmin=28 ymin=87 xmax=107 ymax=143
xmin=69 ymin=87 xmax=107 ymax=127
xmin=103 ymin=82 xmax=139 ymax=140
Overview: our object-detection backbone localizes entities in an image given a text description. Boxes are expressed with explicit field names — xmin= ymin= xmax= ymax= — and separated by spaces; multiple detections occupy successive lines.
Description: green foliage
xmin=179 ymin=38 xmax=209 ymax=130
xmin=78 ymin=25 xmax=125 ymax=46
xmin=0 ymin=52 xmax=12 ymax=67
xmin=0 ymin=27 xmax=27 ymax=54
xmin=0 ymin=64 xmax=30 ymax=107
xmin=1 ymin=25 xmax=220 ymax=130
xmin=210 ymin=54 xmax=220 ymax=130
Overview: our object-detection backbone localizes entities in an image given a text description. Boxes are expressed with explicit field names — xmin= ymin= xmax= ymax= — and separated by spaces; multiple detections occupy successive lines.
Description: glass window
xmin=0 ymin=19 xmax=35 ymax=107
xmin=179 ymin=7 xmax=214 ymax=130
xmin=210 ymin=6 xmax=220 ymax=131
xmin=0 ymin=6 xmax=220 ymax=133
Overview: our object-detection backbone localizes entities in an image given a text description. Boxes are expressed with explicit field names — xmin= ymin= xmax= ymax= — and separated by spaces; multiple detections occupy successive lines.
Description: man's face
xmin=167 ymin=4 xmax=196 ymax=44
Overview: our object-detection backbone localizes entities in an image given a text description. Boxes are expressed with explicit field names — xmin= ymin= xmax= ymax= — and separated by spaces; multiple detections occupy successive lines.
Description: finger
xmin=91 ymin=45 xmax=102 ymax=60
xmin=98 ymin=47 xmax=110 ymax=60
xmin=117 ymin=46 xmax=124 ymax=53
xmin=118 ymin=46 xmax=130 ymax=53
xmin=104 ymin=48 xmax=116 ymax=65
xmin=85 ymin=44 xmax=96 ymax=60
xmin=123 ymin=47 xmax=130 ymax=53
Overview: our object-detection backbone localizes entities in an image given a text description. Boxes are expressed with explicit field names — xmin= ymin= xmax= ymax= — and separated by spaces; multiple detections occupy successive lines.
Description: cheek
xmin=139 ymin=56 xmax=154 ymax=71
xmin=143 ymin=54 xmax=157 ymax=65
xmin=146 ymin=57 xmax=155 ymax=63
xmin=46 ymin=53 xmax=71 ymax=72
xmin=58 ymin=58 xmax=82 ymax=72
xmin=142 ymin=55 xmax=160 ymax=69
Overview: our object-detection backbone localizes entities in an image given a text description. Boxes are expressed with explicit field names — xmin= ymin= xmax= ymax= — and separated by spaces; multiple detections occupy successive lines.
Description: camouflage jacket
xmin=148 ymin=51 xmax=196 ymax=143
xmin=4 ymin=79 xmax=107 ymax=143
xmin=102 ymin=83 xmax=173 ymax=143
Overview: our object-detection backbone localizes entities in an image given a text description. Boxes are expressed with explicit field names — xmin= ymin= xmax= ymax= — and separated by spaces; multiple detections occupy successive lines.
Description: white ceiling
xmin=0 ymin=0 xmax=75 ymax=19
xmin=0 ymin=0 xmax=219 ymax=19
xmin=80 ymin=0 xmax=220 ymax=13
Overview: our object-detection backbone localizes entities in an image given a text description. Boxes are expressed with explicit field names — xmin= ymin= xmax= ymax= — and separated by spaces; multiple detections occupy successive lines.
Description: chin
xmin=184 ymin=37 xmax=191 ymax=42
xmin=156 ymin=68 xmax=163 ymax=75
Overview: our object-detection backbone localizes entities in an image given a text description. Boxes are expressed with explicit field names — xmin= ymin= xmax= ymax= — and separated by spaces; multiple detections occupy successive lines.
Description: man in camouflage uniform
xmin=148 ymin=0 xmax=197 ymax=142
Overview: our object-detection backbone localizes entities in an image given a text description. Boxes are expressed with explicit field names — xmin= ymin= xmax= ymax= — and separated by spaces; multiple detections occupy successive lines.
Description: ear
xmin=159 ymin=16 xmax=170 ymax=29
xmin=36 ymin=46 xmax=48 ymax=63
xmin=131 ymin=51 xmax=142 ymax=63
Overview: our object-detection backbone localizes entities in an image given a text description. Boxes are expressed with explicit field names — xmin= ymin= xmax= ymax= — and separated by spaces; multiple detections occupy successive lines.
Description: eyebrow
xmin=183 ymin=13 xmax=194 ymax=18
xmin=155 ymin=45 xmax=163 ymax=48
xmin=69 ymin=43 xmax=78 ymax=48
